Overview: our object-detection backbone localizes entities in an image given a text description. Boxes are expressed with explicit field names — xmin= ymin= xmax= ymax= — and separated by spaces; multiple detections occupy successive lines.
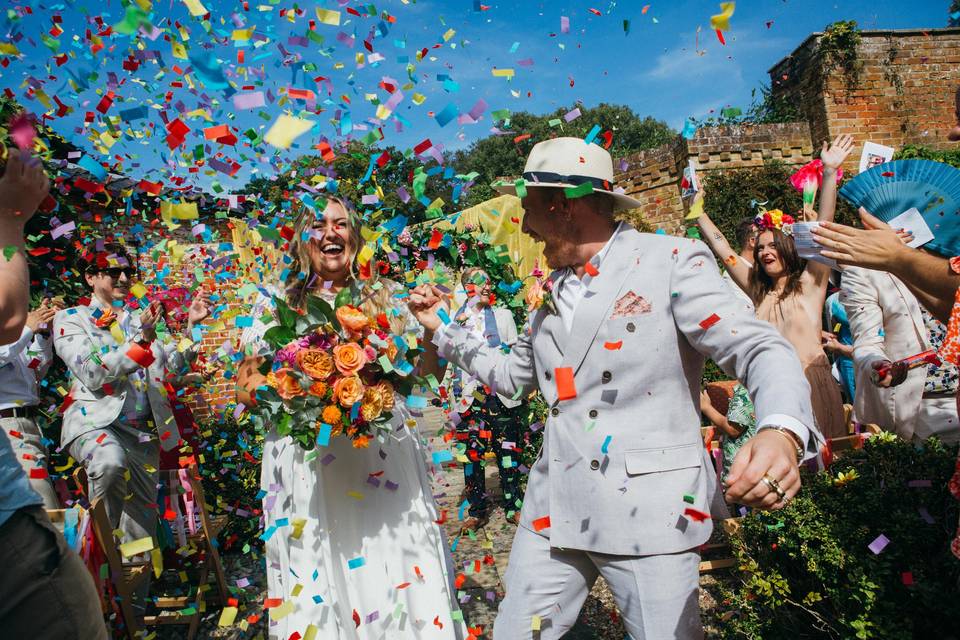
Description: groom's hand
xmin=723 ymin=429 xmax=800 ymax=510
xmin=408 ymin=284 xmax=448 ymax=333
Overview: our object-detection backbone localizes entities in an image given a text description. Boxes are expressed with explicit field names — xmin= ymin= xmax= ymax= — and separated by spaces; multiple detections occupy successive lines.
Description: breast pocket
xmin=624 ymin=443 xmax=701 ymax=476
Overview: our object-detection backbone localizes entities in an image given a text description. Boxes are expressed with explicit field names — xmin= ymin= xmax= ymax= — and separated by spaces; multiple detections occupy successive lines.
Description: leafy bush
xmin=895 ymin=144 xmax=960 ymax=169
xmin=710 ymin=435 xmax=960 ymax=639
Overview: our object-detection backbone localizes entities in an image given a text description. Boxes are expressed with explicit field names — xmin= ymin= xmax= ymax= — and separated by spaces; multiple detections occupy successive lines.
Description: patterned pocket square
xmin=610 ymin=291 xmax=652 ymax=319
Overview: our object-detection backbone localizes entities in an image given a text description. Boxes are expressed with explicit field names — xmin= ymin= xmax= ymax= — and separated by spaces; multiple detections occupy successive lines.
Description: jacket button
xmin=601 ymin=371 xmax=612 ymax=382
xmin=589 ymin=409 xmax=598 ymax=418
xmin=626 ymin=322 xmax=636 ymax=332
xmin=551 ymin=407 xmax=560 ymax=417
xmin=590 ymin=459 xmax=600 ymax=470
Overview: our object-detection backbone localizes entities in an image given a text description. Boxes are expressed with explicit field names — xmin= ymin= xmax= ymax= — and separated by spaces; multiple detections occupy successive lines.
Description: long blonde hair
xmin=283 ymin=195 xmax=407 ymax=335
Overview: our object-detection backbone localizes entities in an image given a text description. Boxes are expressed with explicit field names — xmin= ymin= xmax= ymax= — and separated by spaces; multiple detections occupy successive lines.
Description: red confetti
xmin=583 ymin=261 xmax=599 ymax=277
xmin=604 ymin=341 xmax=623 ymax=350
xmin=699 ymin=313 xmax=721 ymax=330
xmin=433 ymin=616 xmax=444 ymax=629
xmin=715 ymin=29 xmax=726 ymax=45
xmin=683 ymin=507 xmax=711 ymax=522
xmin=588 ymin=8 xmax=602 ymax=16
xmin=353 ymin=609 xmax=361 ymax=627
xmin=554 ymin=367 xmax=577 ymax=401
xmin=29 ymin=468 xmax=48 ymax=479
xmin=881 ymin=171 xmax=895 ymax=177
xmin=532 ymin=515 xmax=551 ymax=531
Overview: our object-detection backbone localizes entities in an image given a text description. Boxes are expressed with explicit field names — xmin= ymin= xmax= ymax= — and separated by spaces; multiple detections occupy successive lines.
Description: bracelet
xmin=762 ymin=426 xmax=804 ymax=464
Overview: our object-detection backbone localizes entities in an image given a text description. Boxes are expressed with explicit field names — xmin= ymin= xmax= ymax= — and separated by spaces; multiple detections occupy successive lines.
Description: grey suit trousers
xmin=493 ymin=525 xmax=703 ymax=640
xmin=1 ymin=416 xmax=59 ymax=509
xmin=69 ymin=423 xmax=159 ymax=546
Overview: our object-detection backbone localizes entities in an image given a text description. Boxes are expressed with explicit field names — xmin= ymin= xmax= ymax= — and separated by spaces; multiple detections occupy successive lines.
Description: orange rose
xmin=308 ymin=380 xmax=328 ymax=398
xmin=297 ymin=349 xmax=335 ymax=380
xmin=274 ymin=368 xmax=306 ymax=400
xmin=321 ymin=404 xmax=343 ymax=431
xmin=352 ymin=434 xmax=371 ymax=449
xmin=333 ymin=342 xmax=367 ymax=375
xmin=386 ymin=341 xmax=399 ymax=362
xmin=376 ymin=381 xmax=395 ymax=410
xmin=333 ymin=375 xmax=365 ymax=407
xmin=336 ymin=305 xmax=370 ymax=334
xmin=360 ymin=386 xmax=384 ymax=421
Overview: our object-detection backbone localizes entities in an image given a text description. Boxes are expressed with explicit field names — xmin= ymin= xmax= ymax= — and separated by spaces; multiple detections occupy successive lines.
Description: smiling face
xmin=305 ymin=201 xmax=357 ymax=284
xmin=463 ymin=269 xmax=493 ymax=306
xmin=85 ymin=266 xmax=134 ymax=306
xmin=520 ymin=188 xmax=581 ymax=270
xmin=756 ymin=230 xmax=786 ymax=279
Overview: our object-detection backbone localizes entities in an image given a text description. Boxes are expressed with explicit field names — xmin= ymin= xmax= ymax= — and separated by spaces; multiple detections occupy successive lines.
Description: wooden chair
xmin=182 ymin=463 xmax=230 ymax=606
xmin=89 ymin=498 xmax=201 ymax=639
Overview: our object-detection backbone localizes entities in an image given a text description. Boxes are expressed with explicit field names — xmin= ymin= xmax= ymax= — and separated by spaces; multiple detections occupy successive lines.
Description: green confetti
xmin=563 ymin=182 xmax=594 ymax=199
xmin=2 ymin=246 xmax=17 ymax=261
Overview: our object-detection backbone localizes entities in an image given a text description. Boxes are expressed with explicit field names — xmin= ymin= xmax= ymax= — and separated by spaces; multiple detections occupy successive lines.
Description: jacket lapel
xmin=563 ymin=231 xmax=639 ymax=375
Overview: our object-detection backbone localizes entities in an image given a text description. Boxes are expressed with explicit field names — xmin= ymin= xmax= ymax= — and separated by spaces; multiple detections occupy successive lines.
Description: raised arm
xmin=806 ymin=135 xmax=855 ymax=287
xmin=696 ymin=203 xmax=752 ymax=294
xmin=409 ymin=285 xmax=537 ymax=401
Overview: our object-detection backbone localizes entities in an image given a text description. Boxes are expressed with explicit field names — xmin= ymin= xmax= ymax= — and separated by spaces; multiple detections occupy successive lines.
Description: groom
xmin=410 ymin=137 xmax=822 ymax=639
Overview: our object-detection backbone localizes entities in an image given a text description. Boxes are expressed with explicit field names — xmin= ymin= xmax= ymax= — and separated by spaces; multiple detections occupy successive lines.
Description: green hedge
xmin=709 ymin=434 xmax=960 ymax=639
xmin=894 ymin=144 xmax=960 ymax=169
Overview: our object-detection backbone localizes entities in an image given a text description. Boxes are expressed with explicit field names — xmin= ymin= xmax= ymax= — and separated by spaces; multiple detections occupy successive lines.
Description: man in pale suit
xmin=410 ymin=138 xmax=822 ymax=639
xmin=54 ymin=244 xmax=207 ymax=549
xmin=840 ymin=266 xmax=960 ymax=442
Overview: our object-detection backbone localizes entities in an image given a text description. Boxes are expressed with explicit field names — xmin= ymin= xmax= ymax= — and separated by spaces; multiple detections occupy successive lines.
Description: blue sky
xmin=0 ymin=0 xmax=950 ymax=195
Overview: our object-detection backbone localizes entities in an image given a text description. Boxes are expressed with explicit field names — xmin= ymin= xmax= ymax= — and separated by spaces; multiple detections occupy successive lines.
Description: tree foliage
xmin=452 ymin=103 xmax=675 ymax=207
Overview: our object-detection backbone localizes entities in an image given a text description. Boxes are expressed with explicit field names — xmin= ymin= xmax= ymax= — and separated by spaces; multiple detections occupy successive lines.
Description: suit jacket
xmin=436 ymin=226 xmax=819 ymax=556
xmin=53 ymin=303 xmax=182 ymax=452
xmin=448 ymin=305 xmax=523 ymax=411
xmin=840 ymin=267 xmax=930 ymax=439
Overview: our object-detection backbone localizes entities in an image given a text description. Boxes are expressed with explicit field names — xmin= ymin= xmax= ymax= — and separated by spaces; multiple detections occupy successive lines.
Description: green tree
xmin=453 ymin=103 xmax=675 ymax=207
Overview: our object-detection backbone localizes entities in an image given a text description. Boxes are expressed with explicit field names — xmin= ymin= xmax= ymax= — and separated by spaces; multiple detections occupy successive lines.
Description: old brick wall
xmin=615 ymin=122 xmax=814 ymax=233
xmin=770 ymin=27 xmax=960 ymax=175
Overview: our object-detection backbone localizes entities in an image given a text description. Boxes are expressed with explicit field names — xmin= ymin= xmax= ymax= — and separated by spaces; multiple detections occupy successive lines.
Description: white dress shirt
xmin=0 ymin=326 xmax=54 ymax=409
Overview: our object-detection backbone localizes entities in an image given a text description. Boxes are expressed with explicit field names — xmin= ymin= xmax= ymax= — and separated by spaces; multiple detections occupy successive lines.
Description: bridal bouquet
xmin=251 ymin=293 xmax=420 ymax=451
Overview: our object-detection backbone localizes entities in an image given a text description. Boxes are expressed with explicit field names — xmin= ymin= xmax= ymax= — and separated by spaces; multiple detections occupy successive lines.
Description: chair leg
xmin=117 ymin=587 xmax=143 ymax=640
xmin=207 ymin=541 xmax=230 ymax=605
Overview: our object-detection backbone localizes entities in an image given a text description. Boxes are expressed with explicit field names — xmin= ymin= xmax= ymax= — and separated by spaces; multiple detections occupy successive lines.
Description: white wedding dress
xmin=243 ymin=287 xmax=466 ymax=640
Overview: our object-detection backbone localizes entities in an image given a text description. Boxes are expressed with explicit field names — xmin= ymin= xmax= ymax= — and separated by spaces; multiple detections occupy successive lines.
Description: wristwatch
xmin=763 ymin=426 xmax=804 ymax=464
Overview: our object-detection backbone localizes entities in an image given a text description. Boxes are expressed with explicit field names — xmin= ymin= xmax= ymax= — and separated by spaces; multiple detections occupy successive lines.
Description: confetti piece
xmin=683 ymin=507 xmax=711 ymax=522
xmin=315 ymin=8 xmax=341 ymax=25
xmin=219 ymin=607 xmax=238 ymax=627
xmin=532 ymin=516 xmax=551 ymax=531
xmin=564 ymin=182 xmax=594 ymax=199
xmin=603 ymin=341 xmax=622 ymax=350
xmin=126 ymin=343 xmax=156 ymax=368
xmin=699 ymin=314 xmax=721 ymax=330
xmin=264 ymin=115 xmax=315 ymax=150
xmin=554 ymin=367 xmax=577 ymax=401
xmin=531 ymin=615 xmax=542 ymax=631
xmin=347 ymin=556 xmax=366 ymax=569
xmin=584 ymin=261 xmax=599 ymax=277
xmin=119 ymin=536 xmax=154 ymax=558
xmin=600 ymin=435 xmax=612 ymax=454
xmin=710 ymin=2 xmax=736 ymax=32
xmin=868 ymin=534 xmax=890 ymax=554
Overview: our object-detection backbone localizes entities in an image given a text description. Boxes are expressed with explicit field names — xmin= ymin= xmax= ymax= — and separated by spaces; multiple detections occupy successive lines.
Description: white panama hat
xmin=492 ymin=136 xmax=644 ymax=211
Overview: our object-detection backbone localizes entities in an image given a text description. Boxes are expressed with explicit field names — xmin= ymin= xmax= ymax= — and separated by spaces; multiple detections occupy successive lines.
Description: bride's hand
xmin=408 ymin=284 xmax=448 ymax=333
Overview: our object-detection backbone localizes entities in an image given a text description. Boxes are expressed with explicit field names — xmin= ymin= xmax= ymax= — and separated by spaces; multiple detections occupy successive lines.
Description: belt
xmin=0 ymin=406 xmax=36 ymax=419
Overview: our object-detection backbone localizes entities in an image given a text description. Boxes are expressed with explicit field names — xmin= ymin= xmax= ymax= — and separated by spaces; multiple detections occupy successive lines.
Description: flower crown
xmin=753 ymin=207 xmax=795 ymax=237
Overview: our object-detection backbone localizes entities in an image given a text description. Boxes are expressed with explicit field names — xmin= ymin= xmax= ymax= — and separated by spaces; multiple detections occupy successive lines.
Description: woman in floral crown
xmin=236 ymin=195 xmax=465 ymax=639
xmin=696 ymin=134 xmax=856 ymax=440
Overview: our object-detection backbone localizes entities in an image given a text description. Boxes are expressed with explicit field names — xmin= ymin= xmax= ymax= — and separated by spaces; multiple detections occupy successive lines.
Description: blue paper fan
xmin=839 ymin=159 xmax=960 ymax=257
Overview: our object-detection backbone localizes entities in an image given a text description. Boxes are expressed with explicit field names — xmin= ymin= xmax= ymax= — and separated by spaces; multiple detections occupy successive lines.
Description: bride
xmin=237 ymin=195 xmax=466 ymax=640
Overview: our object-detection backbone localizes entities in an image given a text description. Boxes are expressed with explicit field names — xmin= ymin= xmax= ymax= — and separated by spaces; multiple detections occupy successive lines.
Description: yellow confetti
xmin=218 ymin=607 xmax=238 ymax=627
xmin=315 ymin=8 xmax=341 ymax=26
xmin=710 ymin=2 xmax=735 ymax=32
xmin=491 ymin=68 xmax=515 ymax=79
xmin=272 ymin=601 xmax=295 ymax=620
xmin=182 ymin=0 xmax=208 ymax=17
xmin=119 ymin=536 xmax=154 ymax=558
xmin=264 ymin=114 xmax=314 ymax=149
xmin=531 ymin=615 xmax=542 ymax=631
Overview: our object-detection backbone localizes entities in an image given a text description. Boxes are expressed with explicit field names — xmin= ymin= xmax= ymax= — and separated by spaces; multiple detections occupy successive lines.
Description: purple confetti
xmin=868 ymin=534 xmax=890 ymax=554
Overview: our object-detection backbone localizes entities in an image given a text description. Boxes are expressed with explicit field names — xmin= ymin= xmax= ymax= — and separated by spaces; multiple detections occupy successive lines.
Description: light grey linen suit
xmin=53 ymin=302 xmax=183 ymax=546
xmin=435 ymin=226 xmax=819 ymax=638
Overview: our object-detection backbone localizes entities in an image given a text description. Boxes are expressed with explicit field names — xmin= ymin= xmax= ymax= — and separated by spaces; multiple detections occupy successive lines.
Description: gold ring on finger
xmin=761 ymin=474 xmax=786 ymax=501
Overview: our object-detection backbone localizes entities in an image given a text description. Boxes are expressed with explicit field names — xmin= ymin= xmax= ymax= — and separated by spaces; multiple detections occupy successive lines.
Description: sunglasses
xmin=92 ymin=267 xmax=136 ymax=280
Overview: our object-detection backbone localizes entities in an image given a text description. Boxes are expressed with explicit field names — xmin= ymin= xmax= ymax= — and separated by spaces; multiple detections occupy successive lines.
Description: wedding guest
xmin=54 ymin=244 xmax=208 ymax=572
xmin=721 ymin=217 xmax=758 ymax=309
xmin=824 ymin=288 xmax=856 ymax=403
xmin=841 ymin=265 xmax=959 ymax=443
xmin=0 ymin=148 xmax=108 ymax=639
xmin=697 ymin=134 xmax=856 ymax=439
xmin=449 ymin=267 xmax=524 ymax=530
xmin=700 ymin=384 xmax=758 ymax=481
xmin=0 ymin=298 xmax=62 ymax=508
